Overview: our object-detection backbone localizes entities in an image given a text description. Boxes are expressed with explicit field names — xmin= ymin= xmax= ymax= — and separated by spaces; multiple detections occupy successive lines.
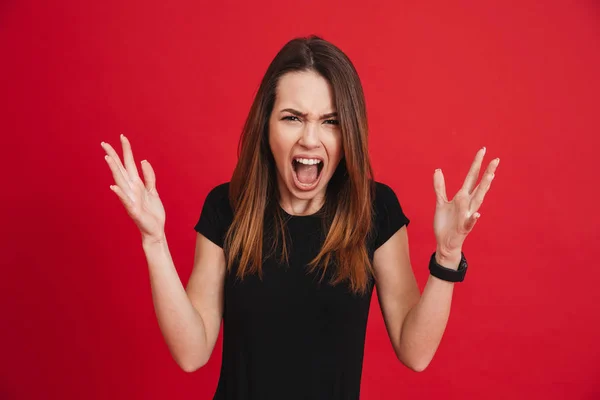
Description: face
xmin=268 ymin=70 xmax=344 ymax=211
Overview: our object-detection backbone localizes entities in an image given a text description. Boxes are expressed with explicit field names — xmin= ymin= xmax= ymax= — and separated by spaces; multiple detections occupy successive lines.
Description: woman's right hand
xmin=101 ymin=134 xmax=166 ymax=243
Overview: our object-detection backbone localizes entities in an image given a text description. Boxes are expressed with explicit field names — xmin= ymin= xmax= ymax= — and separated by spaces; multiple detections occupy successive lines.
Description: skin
xmin=268 ymin=70 xmax=344 ymax=216
xmin=373 ymin=148 xmax=499 ymax=371
xmin=100 ymin=71 xmax=500 ymax=373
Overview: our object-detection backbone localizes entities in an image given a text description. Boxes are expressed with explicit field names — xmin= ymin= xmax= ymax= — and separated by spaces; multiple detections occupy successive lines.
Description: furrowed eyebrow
xmin=280 ymin=108 xmax=338 ymax=119
xmin=320 ymin=112 xmax=338 ymax=119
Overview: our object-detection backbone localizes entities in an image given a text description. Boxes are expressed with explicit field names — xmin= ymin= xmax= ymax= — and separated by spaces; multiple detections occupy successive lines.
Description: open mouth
xmin=292 ymin=158 xmax=324 ymax=190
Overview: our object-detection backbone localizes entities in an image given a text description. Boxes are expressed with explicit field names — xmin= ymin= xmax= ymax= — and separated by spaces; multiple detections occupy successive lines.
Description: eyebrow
xmin=280 ymin=108 xmax=338 ymax=119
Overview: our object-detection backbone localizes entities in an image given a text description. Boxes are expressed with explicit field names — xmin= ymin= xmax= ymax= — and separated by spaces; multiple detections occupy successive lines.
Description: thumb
xmin=141 ymin=160 xmax=157 ymax=193
xmin=433 ymin=169 xmax=448 ymax=205
xmin=464 ymin=212 xmax=481 ymax=232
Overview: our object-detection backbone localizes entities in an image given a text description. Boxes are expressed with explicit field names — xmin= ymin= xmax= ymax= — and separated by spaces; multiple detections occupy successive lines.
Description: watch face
xmin=460 ymin=253 xmax=467 ymax=269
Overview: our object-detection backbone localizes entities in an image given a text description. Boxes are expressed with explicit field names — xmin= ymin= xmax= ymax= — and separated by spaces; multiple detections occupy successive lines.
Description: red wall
xmin=1 ymin=1 xmax=599 ymax=399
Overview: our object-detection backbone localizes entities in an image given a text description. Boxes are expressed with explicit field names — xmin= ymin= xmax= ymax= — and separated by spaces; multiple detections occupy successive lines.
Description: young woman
xmin=101 ymin=35 xmax=499 ymax=400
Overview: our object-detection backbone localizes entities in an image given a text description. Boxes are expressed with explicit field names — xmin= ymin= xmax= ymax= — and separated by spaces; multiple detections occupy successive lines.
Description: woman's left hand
xmin=433 ymin=147 xmax=500 ymax=263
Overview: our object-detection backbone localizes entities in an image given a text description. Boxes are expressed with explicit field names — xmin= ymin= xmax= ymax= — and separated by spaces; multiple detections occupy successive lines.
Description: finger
xmin=141 ymin=160 xmax=157 ymax=193
xmin=433 ymin=168 xmax=448 ymax=204
xmin=470 ymin=173 xmax=494 ymax=213
xmin=462 ymin=147 xmax=486 ymax=194
xmin=120 ymin=134 xmax=141 ymax=181
xmin=101 ymin=141 xmax=130 ymax=188
xmin=105 ymin=155 xmax=135 ymax=202
xmin=109 ymin=183 xmax=134 ymax=210
xmin=470 ymin=158 xmax=499 ymax=213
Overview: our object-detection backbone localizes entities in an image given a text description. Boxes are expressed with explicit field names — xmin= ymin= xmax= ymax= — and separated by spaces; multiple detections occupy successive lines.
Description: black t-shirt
xmin=194 ymin=181 xmax=410 ymax=400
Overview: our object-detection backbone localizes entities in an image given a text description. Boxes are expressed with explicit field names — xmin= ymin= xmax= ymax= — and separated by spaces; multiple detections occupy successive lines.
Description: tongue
xmin=296 ymin=164 xmax=318 ymax=184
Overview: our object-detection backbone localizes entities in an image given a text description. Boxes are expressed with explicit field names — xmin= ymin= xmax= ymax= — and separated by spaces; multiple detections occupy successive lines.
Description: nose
xmin=298 ymin=122 xmax=321 ymax=150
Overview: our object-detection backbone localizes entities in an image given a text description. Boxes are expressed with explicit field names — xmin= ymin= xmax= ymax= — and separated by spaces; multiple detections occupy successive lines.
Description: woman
xmin=101 ymin=35 xmax=499 ymax=399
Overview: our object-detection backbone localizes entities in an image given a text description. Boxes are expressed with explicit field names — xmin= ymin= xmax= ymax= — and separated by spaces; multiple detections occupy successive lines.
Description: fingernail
xmin=141 ymin=160 xmax=147 ymax=164
xmin=496 ymin=158 xmax=500 ymax=164
xmin=121 ymin=134 xmax=125 ymax=139
xmin=435 ymin=168 xmax=442 ymax=172
xmin=482 ymin=146 xmax=486 ymax=153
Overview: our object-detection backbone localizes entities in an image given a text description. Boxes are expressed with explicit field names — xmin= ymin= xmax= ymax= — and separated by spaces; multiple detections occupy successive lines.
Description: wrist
xmin=142 ymin=233 xmax=167 ymax=248
xmin=435 ymin=247 xmax=462 ymax=270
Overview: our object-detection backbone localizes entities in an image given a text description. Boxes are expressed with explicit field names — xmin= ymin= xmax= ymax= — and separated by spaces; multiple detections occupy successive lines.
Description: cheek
xmin=324 ymin=131 xmax=344 ymax=162
xmin=268 ymin=126 xmax=292 ymax=165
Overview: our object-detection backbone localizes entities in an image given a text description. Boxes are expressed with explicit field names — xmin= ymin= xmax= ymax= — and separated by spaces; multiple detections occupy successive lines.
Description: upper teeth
xmin=295 ymin=158 xmax=322 ymax=165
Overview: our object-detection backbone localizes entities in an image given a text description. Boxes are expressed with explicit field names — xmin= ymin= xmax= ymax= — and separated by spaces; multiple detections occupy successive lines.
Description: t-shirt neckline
xmin=278 ymin=203 xmax=324 ymax=219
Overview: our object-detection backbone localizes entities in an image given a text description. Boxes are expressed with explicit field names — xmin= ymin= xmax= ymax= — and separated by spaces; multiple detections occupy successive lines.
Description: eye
xmin=324 ymin=119 xmax=339 ymax=125
xmin=282 ymin=115 xmax=300 ymax=122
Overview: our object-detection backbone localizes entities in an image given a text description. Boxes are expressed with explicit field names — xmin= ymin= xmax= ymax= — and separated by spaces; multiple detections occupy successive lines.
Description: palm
xmin=101 ymin=134 xmax=166 ymax=241
xmin=433 ymin=147 xmax=500 ymax=254
xmin=124 ymin=173 xmax=166 ymax=238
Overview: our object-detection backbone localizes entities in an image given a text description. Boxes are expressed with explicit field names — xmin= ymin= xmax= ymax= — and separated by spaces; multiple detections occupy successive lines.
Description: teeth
xmin=294 ymin=158 xmax=322 ymax=165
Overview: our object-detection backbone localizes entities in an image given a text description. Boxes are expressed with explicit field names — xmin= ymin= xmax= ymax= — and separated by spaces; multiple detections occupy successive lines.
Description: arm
xmin=143 ymin=232 xmax=225 ymax=372
xmin=100 ymin=135 xmax=225 ymax=372
xmin=373 ymin=226 xmax=458 ymax=372
xmin=375 ymin=148 xmax=499 ymax=372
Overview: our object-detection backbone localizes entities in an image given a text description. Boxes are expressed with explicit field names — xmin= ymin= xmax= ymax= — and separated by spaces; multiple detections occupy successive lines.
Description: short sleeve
xmin=193 ymin=182 xmax=232 ymax=248
xmin=372 ymin=182 xmax=410 ymax=250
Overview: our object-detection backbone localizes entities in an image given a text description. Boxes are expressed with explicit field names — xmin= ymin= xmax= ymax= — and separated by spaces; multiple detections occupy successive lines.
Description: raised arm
xmin=101 ymin=134 xmax=224 ymax=372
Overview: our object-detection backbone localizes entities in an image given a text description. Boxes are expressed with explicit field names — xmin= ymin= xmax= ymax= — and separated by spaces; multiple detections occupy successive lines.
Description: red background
xmin=1 ymin=1 xmax=599 ymax=399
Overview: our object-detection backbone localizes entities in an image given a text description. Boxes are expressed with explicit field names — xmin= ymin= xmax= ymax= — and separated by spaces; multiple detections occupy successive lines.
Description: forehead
xmin=274 ymin=70 xmax=335 ymax=113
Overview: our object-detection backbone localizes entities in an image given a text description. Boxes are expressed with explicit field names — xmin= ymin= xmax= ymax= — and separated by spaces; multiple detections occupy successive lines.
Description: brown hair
xmin=225 ymin=35 xmax=375 ymax=294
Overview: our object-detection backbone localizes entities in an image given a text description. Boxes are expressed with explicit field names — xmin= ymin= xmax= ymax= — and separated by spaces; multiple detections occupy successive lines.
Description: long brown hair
xmin=225 ymin=35 xmax=375 ymax=294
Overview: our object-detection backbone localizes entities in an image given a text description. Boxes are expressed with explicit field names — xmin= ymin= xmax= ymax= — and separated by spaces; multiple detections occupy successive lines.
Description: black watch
xmin=429 ymin=251 xmax=468 ymax=282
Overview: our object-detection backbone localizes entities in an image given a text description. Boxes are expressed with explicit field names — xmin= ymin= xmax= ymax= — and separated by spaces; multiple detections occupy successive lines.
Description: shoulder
xmin=372 ymin=181 xmax=402 ymax=212
xmin=204 ymin=181 xmax=232 ymax=213
xmin=205 ymin=181 xmax=230 ymax=203
xmin=373 ymin=181 xmax=396 ymax=200
xmin=194 ymin=182 xmax=233 ymax=247
xmin=369 ymin=180 xmax=410 ymax=251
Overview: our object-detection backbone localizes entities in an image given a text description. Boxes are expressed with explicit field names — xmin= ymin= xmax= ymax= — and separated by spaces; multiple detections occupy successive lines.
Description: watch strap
xmin=429 ymin=251 xmax=468 ymax=282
